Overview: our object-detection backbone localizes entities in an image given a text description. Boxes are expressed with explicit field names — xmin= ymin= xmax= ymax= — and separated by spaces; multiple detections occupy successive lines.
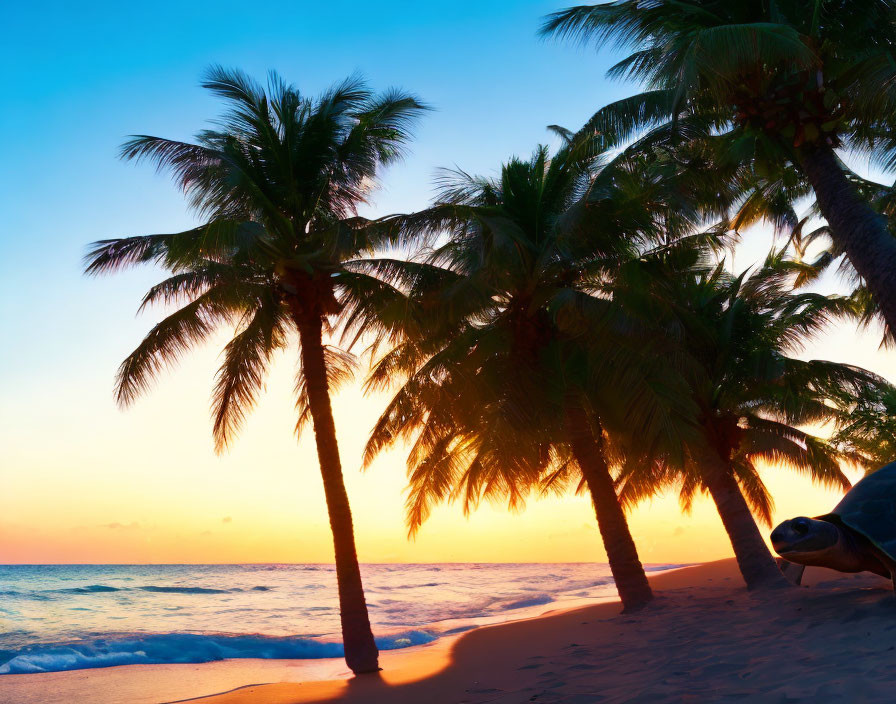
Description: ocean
xmin=0 ymin=563 xmax=683 ymax=675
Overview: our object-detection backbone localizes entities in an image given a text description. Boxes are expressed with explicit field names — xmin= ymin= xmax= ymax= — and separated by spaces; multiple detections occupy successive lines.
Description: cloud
xmin=222 ymin=516 xmax=232 ymax=524
xmin=100 ymin=522 xmax=140 ymax=531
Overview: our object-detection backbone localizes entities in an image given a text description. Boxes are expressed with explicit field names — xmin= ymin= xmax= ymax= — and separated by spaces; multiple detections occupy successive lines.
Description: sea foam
xmin=0 ymin=630 xmax=438 ymax=675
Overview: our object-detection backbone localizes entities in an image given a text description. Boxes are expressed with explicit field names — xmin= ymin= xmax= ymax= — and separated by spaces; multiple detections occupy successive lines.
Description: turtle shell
xmin=822 ymin=461 xmax=896 ymax=566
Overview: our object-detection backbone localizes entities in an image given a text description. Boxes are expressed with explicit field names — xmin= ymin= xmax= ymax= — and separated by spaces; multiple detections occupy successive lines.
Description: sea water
xmin=0 ymin=563 xmax=682 ymax=674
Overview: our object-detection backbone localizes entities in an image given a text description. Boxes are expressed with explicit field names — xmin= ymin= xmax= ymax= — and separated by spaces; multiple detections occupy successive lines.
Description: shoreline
xmin=3 ymin=560 xmax=893 ymax=703
xmin=0 ymin=563 xmax=694 ymax=704
xmin=0 ymin=562 xmax=680 ymax=677
xmin=178 ymin=560 xmax=745 ymax=704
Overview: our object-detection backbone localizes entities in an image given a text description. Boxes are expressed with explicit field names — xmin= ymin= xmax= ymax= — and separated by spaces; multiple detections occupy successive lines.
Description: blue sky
xmin=1 ymin=0 xmax=632 ymax=389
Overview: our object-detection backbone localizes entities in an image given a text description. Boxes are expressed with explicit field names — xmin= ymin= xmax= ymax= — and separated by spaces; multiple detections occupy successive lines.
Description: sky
xmin=2 ymin=1 xmax=894 ymax=565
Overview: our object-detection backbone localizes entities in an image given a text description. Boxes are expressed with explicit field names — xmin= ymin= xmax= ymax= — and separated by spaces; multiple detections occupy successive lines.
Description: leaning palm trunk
xmin=797 ymin=144 xmax=896 ymax=335
xmin=84 ymin=68 xmax=428 ymax=677
xmin=699 ymin=448 xmax=790 ymax=590
xmin=293 ymin=306 xmax=379 ymax=674
xmin=565 ymin=404 xmax=653 ymax=612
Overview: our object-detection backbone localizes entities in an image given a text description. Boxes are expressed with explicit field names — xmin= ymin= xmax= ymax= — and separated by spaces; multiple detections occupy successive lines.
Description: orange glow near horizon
xmin=2 ymin=315 xmax=892 ymax=566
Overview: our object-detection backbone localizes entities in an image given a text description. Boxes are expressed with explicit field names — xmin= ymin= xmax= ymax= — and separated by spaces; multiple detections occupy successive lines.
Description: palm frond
xmin=115 ymin=287 xmax=242 ymax=407
xmin=212 ymin=293 xmax=289 ymax=452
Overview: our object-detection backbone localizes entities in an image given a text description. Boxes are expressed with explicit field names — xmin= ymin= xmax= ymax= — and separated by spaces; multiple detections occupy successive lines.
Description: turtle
xmin=770 ymin=461 xmax=896 ymax=587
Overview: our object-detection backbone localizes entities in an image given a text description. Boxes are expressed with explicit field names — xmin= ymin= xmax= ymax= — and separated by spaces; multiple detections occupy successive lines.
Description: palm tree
xmin=774 ymin=171 xmax=896 ymax=346
xmin=541 ymin=0 xmax=896 ymax=338
xmin=615 ymin=244 xmax=896 ymax=588
xmin=84 ymin=67 xmax=427 ymax=674
xmin=697 ymin=156 xmax=896 ymax=348
xmin=830 ymin=386 xmax=896 ymax=470
xmin=362 ymin=140 xmax=706 ymax=612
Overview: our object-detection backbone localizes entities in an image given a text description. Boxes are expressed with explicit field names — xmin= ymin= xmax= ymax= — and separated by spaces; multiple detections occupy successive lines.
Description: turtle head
xmin=770 ymin=517 xmax=841 ymax=566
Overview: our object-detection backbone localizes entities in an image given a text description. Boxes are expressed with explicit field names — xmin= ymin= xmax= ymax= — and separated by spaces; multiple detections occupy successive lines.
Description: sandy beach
xmin=4 ymin=559 xmax=896 ymax=704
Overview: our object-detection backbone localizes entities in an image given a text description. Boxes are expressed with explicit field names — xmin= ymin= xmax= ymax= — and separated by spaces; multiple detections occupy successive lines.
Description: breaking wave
xmin=0 ymin=631 xmax=438 ymax=675
xmin=0 ymin=563 xmax=687 ymax=675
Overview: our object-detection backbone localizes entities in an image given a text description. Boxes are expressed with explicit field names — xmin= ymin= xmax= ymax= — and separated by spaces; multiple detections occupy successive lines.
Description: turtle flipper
xmin=776 ymin=558 xmax=805 ymax=586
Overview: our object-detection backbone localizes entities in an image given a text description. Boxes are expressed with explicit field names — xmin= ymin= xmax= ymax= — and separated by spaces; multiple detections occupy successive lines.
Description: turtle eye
xmin=792 ymin=518 xmax=810 ymax=535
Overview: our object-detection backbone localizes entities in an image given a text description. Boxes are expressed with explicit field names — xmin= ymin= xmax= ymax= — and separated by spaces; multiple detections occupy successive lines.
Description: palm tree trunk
xmin=700 ymin=449 xmax=790 ymax=590
xmin=797 ymin=143 xmax=896 ymax=335
xmin=293 ymin=310 xmax=379 ymax=674
xmin=565 ymin=403 xmax=653 ymax=612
